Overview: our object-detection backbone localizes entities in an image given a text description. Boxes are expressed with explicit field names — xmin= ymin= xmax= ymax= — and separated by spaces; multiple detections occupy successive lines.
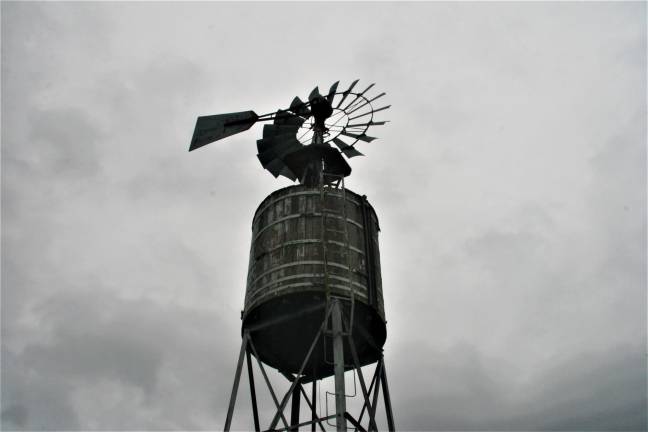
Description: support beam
xmin=331 ymin=300 xmax=347 ymax=432
xmin=224 ymin=333 xmax=248 ymax=432
xmin=290 ymin=381 xmax=301 ymax=431
xmin=344 ymin=412 xmax=368 ymax=432
xmin=380 ymin=360 xmax=396 ymax=432
xmin=246 ymin=349 xmax=261 ymax=432
xmin=311 ymin=381 xmax=317 ymax=432
xmin=370 ymin=360 xmax=383 ymax=426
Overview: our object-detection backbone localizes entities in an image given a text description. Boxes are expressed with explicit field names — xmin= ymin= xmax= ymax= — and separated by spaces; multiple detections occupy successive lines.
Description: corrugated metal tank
xmin=242 ymin=185 xmax=386 ymax=380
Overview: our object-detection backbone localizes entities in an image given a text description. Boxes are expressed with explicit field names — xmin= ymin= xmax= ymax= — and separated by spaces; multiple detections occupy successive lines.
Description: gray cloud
xmin=3 ymin=289 xmax=239 ymax=430
xmin=387 ymin=342 xmax=646 ymax=431
xmin=2 ymin=1 xmax=645 ymax=431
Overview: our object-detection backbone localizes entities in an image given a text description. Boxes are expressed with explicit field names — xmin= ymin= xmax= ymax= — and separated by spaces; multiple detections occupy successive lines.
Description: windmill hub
xmin=310 ymin=95 xmax=334 ymax=130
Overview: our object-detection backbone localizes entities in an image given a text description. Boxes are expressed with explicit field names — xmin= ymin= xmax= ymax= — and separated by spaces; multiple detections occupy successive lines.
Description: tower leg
xmin=331 ymin=300 xmax=347 ymax=432
xmin=224 ymin=333 xmax=248 ymax=432
xmin=290 ymin=380 xmax=301 ymax=431
xmin=246 ymin=349 xmax=261 ymax=432
xmin=380 ymin=361 xmax=396 ymax=432
xmin=311 ymin=381 xmax=317 ymax=432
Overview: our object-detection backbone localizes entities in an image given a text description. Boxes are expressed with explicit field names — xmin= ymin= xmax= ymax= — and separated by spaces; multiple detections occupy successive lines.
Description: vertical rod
xmin=331 ymin=300 xmax=347 ymax=432
xmin=224 ymin=334 xmax=248 ymax=432
xmin=311 ymin=381 xmax=317 ymax=432
xmin=246 ymin=349 xmax=261 ymax=432
xmin=290 ymin=382 xmax=301 ymax=431
xmin=380 ymin=360 xmax=396 ymax=432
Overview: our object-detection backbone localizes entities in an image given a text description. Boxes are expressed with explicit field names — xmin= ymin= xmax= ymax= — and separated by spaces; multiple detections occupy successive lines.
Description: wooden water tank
xmin=242 ymin=185 xmax=386 ymax=380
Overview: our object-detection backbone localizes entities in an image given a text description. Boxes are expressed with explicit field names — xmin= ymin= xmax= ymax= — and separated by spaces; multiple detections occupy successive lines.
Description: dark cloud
xmin=3 ymin=289 xmax=238 ymax=430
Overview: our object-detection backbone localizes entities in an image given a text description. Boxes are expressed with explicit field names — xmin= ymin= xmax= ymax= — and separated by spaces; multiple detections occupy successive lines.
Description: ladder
xmin=319 ymin=171 xmax=355 ymax=334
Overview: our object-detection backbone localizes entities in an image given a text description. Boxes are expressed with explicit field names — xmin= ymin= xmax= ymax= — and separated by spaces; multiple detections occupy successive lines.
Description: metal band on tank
xmin=252 ymin=214 xmax=364 ymax=243
xmin=246 ymin=240 xmax=365 ymax=278
xmin=249 ymin=273 xmax=368 ymax=297
xmin=249 ymin=260 xmax=363 ymax=287
xmin=250 ymin=185 xmax=369 ymax=225
xmin=245 ymin=282 xmax=369 ymax=312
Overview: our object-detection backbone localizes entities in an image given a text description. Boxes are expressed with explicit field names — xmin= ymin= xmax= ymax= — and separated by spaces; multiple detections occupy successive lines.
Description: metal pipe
xmin=290 ymin=381 xmax=301 ymax=431
xmin=380 ymin=360 xmax=396 ymax=432
xmin=224 ymin=333 xmax=248 ymax=431
xmin=331 ymin=300 xmax=347 ymax=432
xmin=246 ymin=349 xmax=261 ymax=432
xmin=311 ymin=381 xmax=317 ymax=432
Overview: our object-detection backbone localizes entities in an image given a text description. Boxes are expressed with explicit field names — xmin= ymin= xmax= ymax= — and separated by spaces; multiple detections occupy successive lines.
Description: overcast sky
xmin=2 ymin=2 xmax=646 ymax=431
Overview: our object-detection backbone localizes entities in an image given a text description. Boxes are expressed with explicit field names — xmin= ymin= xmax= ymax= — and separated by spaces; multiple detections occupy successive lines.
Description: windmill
xmin=191 ymin=80 xmax=395 ymax=432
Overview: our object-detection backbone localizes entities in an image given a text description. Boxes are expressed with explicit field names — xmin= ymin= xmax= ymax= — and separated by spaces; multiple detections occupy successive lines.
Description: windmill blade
xmin=263 ymin=157 xmax=289 ymax=178
xmin=346 ymin=92 xmax=386 ymax=116
xmin=326 ymin=81 xmax=339 ymax=104
xmin=348 ymin=105 xmax=391 ymax=121
xmin=342 ymin=83 xmax=375 ymax=111
xmin=257 ymin=133 xmax=302 ymax=156
xmin=189 ymin=110 xmax=259 ymax=151
xmin=289 ymin=97 xmax=311 ymax=117
xmin=339 ymin=131 xmax=377 ymax=142
xmin=332 ymin=137 xmax=364 ymax=158
xmin=308 ymin=86 xmax=321 ymax=102
xmin=273 ymin=136 xmax=303 ymax=158
xmin=284 ymin=145 xmax=352 ymax=179
xmin=257 ymin=145 xmax=298 ymax=179
xmin=279 ymin=166 xmax=297 ymax=181
xmin=335 ymin=79 xmax=359 ymax=109
xmin=346 ymin=120 xmax=388 ymax=128
xmin=341 ymin=146 xmax=364 ymax=158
